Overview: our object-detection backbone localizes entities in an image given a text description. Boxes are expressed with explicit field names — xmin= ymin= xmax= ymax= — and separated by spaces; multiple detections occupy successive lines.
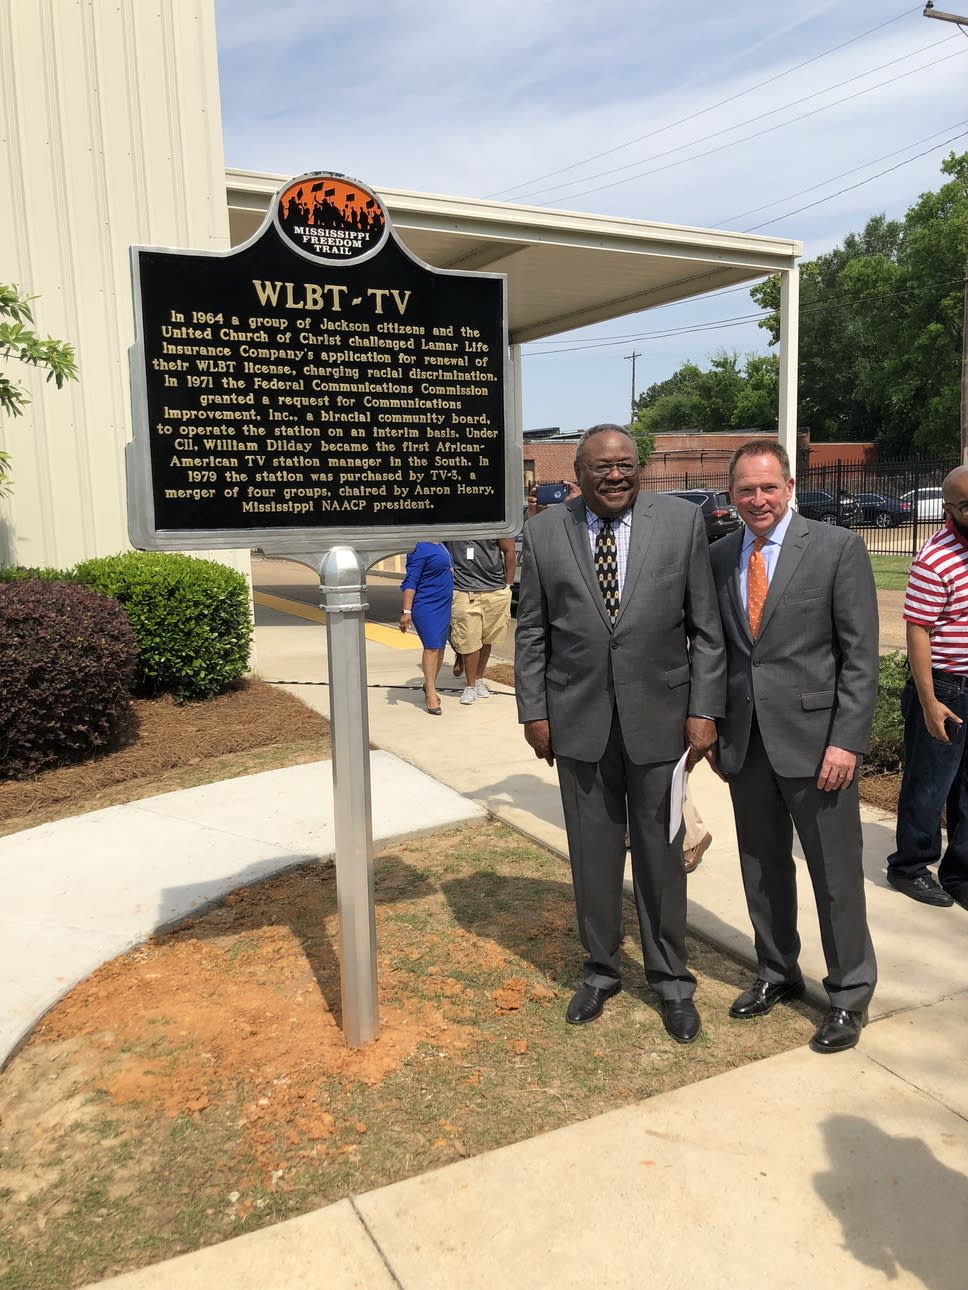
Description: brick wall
xmin=524 ymin=431 xmax=877 ymax=487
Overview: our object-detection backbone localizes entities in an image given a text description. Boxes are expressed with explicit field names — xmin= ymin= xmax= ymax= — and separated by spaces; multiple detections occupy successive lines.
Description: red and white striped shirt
xmin=903 ymin=518 xmax=968 ymax=674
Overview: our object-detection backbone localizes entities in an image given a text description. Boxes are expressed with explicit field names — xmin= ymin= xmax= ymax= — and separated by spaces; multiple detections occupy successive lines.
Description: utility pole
xmin=625 ymin=350 xmax=641 ymax=425
xmin=923 ymin=4 xmax=968 ymax=459
xmin=922 ymin=3 xmax=968 ymax=24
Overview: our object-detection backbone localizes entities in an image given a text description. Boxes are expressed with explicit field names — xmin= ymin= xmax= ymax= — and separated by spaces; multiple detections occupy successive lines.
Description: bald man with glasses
xmin=888 ymin=465 xmax=968 ymax=913
xmin=515 ymin=425 xmax=725 ymax=1043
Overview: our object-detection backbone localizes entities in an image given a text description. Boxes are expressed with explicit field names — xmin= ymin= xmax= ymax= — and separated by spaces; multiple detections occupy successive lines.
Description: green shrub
xmin=72 ymin=551 xmax=252 ymax=700
xmin=0 ymin=564 xmax=76 ymax=583
xmin=868 ymin=650 xmax=907 ymax=774
xmin=0 ymin=580 xmax=137 ymax=779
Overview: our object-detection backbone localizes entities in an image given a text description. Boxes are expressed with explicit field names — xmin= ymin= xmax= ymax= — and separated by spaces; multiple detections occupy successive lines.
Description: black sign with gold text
xmin=127 ymin=173 xmax=513 ymax=551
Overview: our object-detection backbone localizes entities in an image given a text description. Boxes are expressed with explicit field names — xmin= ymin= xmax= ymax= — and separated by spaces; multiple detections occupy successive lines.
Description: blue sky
xmin=214 ymin=0 xmax=968 ymax=432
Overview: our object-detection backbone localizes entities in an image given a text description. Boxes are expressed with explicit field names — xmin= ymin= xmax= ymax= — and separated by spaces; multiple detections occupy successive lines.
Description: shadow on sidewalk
xmin=815 ymin=1115 xmax=966 ymax=1290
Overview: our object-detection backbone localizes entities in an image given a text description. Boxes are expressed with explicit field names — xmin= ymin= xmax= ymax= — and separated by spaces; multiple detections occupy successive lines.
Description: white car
xmin=900 ymin=487 xmax=944 ymax=521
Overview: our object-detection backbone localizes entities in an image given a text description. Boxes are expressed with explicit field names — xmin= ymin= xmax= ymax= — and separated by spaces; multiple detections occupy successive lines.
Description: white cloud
xmin=213 ymin=0 xmax=968 ymax=431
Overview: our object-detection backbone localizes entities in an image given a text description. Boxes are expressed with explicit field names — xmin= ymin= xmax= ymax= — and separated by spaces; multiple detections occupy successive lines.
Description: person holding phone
xmin=887 ymin=465 xmax=968 ymax=912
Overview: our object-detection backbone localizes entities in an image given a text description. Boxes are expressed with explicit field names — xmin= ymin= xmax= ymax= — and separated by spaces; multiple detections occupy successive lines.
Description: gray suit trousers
xmin=728 ymin=718 xmax=876 ymax=1012
xmin=556 ymin=711 xmax=696 ymax=1001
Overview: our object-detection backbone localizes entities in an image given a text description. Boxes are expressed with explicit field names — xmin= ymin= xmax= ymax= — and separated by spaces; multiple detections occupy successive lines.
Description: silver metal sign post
xmin=320 ymin=544 xmax=378 ymax=1047
xmin=286 ymin=543 xmax=400 ymax=1047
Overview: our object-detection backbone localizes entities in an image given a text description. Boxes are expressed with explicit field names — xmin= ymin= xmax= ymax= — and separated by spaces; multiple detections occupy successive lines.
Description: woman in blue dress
xmin=399 ymin=541 xmax=454 ymax=714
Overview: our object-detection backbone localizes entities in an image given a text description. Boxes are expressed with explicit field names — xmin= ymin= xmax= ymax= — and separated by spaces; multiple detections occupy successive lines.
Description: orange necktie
xmin=747 ymin=537 xmax=768 ymax=637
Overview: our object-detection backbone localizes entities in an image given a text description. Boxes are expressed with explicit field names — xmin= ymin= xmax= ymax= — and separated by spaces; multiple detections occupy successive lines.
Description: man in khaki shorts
xmin=445 ymin=538 xmax=515 ymax=705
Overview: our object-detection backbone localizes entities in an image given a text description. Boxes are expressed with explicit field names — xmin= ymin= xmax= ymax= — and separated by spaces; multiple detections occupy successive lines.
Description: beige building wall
xmin=0 ymin=0 xmax=247 ymax=577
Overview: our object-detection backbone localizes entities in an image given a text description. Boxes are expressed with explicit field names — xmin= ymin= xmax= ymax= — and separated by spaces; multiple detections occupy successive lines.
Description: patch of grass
xmin=869 ymin=554 xmax=912 ymax=590
xmin=0 ymin=821 xmax=817 ymax=1289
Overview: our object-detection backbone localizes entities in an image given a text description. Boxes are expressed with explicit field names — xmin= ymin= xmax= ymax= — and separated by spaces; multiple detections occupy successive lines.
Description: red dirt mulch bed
xmin=0 ymin=678 xmax=330 ymax=828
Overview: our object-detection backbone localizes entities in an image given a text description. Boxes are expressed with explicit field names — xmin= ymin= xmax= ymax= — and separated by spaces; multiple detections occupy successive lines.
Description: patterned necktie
xmin=747 ymin=536 xmax=768 ymax=637
xmin=596 ymin=519 xmax=620 ymax=622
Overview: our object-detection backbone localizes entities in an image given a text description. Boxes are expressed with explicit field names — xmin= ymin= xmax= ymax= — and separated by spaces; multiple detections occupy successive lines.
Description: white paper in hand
xmin=668 ymin=749 xmax=690 ymax=844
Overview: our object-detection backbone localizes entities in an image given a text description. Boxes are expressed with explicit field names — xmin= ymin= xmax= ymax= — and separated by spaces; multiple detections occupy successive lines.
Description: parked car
xmin=854 ymin=491 xmax=913 ymax=528
xmin=796 ymin=488 xmax=862 ymax=528
xmin=900 ymin=486 xmax=945 ymax=521
xmin=662 ymin=488 xmax=742 ymax=542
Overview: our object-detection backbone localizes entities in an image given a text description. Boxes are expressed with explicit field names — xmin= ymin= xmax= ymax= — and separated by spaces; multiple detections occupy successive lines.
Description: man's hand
xmin=907 ymin=621 xmax=961 ymax=743
xmin=704 ymin=742 xmax=727 ymax=782
xmin=922 ymin=697 xmax=962 ymax=743
xmin=816 ymin=745 xmax=858 ymax=792
xmin=684 ymin=716 xmax=716 ymax=770
xmin=527 ymin=480 xmax=580 ymax=518
xmin=524 ymin=719 xmax=554 ymax=766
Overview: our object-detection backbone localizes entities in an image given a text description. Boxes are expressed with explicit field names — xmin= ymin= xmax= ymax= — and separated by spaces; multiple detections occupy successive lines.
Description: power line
xmin=714 ymin=119 xmax=968 ymax=226
xmin=522 ymin=275 xmax=968 ymax=356
xmin=742 ymin=127 xmax=968 ymax=231
xmin=520 ymin=47 xmax=968 ymax=207
xmin=522 ymin=117 xmax=968 ymax=344
xmin=512 ymin=35 xmax=956 ymax=206
xmin=485 ymin=4 xmax=920 ymax=200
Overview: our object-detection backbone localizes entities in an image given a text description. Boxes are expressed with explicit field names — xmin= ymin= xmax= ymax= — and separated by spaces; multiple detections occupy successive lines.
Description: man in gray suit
xmin=709 ymin=441 xmax=878 ymax=1053
xmin=515 ymin=425 xmax=725 ymax=1043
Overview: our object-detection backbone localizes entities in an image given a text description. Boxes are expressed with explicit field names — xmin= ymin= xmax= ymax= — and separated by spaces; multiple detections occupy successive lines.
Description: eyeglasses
xmin=581 ymin=461 xmax=639 ymax=478
xmin=944 ymin=499 xmax=968 ymax=515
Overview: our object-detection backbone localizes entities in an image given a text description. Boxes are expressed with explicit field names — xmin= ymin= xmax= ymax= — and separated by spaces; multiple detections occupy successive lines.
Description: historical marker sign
xmin=126 ymin=172 xmax=515 ymax=551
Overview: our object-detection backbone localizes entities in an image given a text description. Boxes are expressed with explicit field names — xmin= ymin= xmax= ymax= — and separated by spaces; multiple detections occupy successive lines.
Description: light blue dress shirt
xmin=739 ymin=507 xmax=794 ymax=610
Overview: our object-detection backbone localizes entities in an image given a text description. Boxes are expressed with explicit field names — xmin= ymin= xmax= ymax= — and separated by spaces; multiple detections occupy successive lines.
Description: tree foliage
xmin=751 ymin=152 xmax=968 ymax=455
xmin=0 ymin=284 xmax=79 ymax=492
xmin=628 ymin=422 xmax=655 ymax=466
xmin=631 ymin=350 xmax=779 ymax=436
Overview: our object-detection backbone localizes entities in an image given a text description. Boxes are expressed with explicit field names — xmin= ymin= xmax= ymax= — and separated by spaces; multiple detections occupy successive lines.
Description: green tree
xmin=751 ymin=153 xmax=968 ymax=454
xmin=0 ymin=284 xmax=79 ymax=492
xmin=631 ymin=350 xmax=779 ymax=435
xmin=628 ymin=421 xmax=655 ymax=466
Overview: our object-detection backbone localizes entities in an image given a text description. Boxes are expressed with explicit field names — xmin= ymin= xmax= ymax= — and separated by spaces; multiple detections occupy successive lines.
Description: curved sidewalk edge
xmin=0 ymin=753 xmax=485 ymax=1070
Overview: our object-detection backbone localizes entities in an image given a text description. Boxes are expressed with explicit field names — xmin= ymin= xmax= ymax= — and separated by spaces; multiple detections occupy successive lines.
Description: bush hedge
xmin=0 ymin=579 xmax=137 ymax=779
xmin=867 ymin=650 xmax=907 ymax=774
xmin=0 ymin=565 xmax=77 ymax=583
xmin=72 ymin=551 xmax=252 ymax=700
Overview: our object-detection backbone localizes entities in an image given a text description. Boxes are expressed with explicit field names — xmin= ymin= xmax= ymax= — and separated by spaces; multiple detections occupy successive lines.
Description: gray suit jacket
xmin=514 ymin=492 xmax=725 ymax=765
xmin=709 ymin=513 xmax=879 ymax=779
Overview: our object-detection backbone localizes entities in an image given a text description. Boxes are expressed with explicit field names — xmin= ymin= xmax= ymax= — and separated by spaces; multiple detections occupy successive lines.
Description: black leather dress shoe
xmin=886 ymin=870 xmax=954 ymax=906
xmin=729 ymin=977 xmax=805 ymax=1018
xmin=566 ymin=981 xmax=621 ymax=1025
xmin=661 ymin=998 xmax=701 ymax=1044
xmin=809 ymin=1007 xmax=868 ymax=1053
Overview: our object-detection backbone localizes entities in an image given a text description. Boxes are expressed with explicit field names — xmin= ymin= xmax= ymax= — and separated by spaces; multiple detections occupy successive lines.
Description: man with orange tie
xmin=709 ymin=442 xmax=879 ymax=1053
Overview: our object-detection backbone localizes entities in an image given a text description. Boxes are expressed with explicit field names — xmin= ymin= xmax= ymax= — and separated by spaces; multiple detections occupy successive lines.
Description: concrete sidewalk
xmin=5 ymin=560 xmax=966 ymax=1289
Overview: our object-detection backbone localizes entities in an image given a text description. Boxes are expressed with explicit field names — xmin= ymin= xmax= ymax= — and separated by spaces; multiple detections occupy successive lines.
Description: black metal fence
xmin=639 ymin=455 xmax=957 ymax=558
xmin=534 ymin=455 xmax=957 ymax=557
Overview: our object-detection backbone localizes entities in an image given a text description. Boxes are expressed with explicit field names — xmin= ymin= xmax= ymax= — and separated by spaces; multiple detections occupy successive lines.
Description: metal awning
xmin=226 ymin=168 xmax=801 ymax=345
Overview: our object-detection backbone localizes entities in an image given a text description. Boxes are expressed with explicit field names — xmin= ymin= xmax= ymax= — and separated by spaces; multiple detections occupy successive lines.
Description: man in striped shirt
xmin=887 ymin=466 xmax=968 ymax=910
